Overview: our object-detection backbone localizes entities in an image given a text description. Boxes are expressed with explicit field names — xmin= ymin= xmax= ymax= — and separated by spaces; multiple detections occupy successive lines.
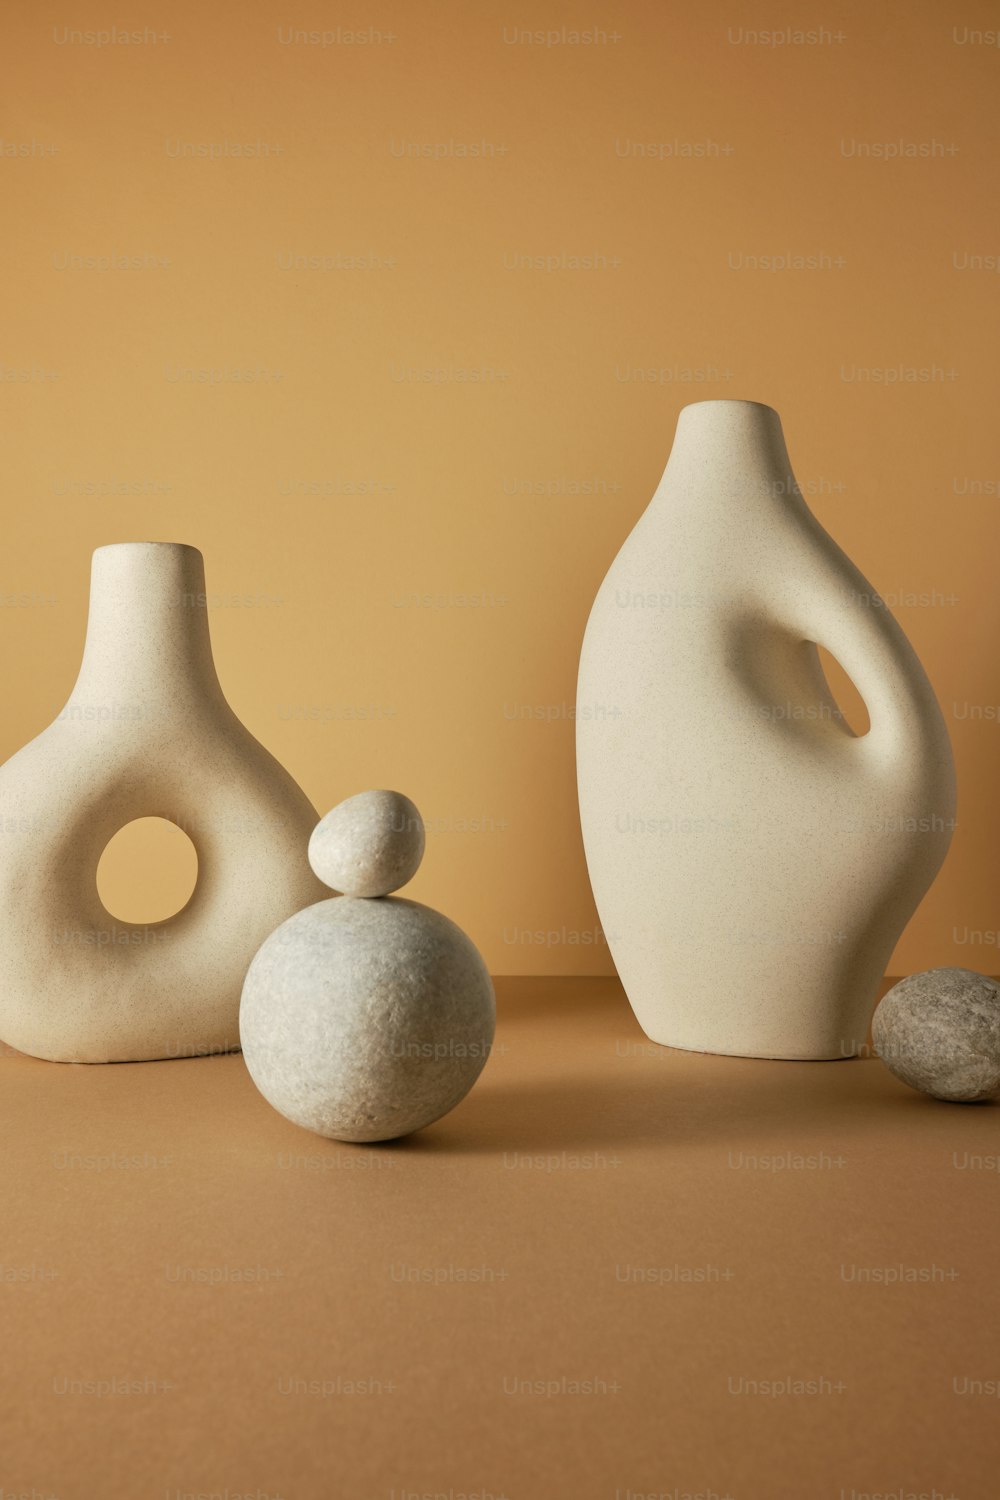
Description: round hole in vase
xmin=96 ymin=817 xmax=199 ymax=925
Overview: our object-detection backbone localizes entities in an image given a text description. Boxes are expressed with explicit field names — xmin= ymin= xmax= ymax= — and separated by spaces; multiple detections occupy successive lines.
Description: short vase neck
xmin=659 ymin=400 xmax=801 ymax=508
xmin=70 ymin=543 xmax=225 ymax=708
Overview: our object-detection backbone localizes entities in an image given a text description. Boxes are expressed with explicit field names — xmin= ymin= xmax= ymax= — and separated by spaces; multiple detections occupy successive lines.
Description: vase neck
xmin=70 ymin=543 xmax=225 ymax=708
xmin=659 ymin=400 xmax=800 ymax=506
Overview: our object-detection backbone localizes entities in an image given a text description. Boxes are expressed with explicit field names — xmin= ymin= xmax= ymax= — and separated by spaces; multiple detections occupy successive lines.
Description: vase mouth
xmin=678 ymin=398 xmax=779 ymax=419
xmin=672 ymin=398 xmax=787 ymax=454
xmin=93 ymin=541 xmax=202 ymax=558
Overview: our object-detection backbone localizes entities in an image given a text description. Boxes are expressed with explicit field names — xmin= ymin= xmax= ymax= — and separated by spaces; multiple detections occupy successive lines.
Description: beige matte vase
xmin=0 ymin=543 xmax=325 ymax=1063
xmin=577 ymin=400 xmax=956 ymax=1059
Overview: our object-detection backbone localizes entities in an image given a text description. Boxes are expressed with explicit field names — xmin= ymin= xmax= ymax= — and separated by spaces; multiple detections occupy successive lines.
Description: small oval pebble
xmin=873 ymin=968 xmax=1000 ymax=1102
xmin=308 ymin=789 xmax=425 ymax=897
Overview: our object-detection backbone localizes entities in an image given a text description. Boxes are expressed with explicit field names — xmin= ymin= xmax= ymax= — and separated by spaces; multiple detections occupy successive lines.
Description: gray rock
xmin=308 ymin=789 xmax=425 ymax=897
xmin=239 ymin=896 xmax=495 ymax=1141
xmin=873 ymin=968 xmax=1000 ymax=1102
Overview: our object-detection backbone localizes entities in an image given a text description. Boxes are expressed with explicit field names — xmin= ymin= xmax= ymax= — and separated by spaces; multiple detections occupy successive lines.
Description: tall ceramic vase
xmin=0 ymin=543 xmax=325 ymax=1063
xmin=577 ymin=401 xmax=956 ymax=1059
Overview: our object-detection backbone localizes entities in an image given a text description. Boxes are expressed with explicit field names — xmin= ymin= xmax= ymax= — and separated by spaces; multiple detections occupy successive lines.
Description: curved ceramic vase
xmin=577 ymin=401 xmax=956 ymax=1059
xmin=0 ymin=543 xmax=325 ymax=1063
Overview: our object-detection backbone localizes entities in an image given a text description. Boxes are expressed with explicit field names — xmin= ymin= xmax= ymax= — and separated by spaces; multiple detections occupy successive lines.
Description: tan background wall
xmin=3 ymin=0 xmax=998 ymax=974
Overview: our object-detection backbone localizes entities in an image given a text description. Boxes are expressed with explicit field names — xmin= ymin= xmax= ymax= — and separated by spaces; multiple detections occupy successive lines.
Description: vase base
xmin=639 ymin=1033 xmax=862 ymax=1062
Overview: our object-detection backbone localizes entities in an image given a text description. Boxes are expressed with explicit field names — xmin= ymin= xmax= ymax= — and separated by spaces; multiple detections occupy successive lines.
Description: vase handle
xmin=792 ymin=533 xmax=950 ymax=778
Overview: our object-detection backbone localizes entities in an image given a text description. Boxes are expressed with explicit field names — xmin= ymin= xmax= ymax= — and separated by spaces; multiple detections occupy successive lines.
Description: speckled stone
xmin=873 ymin=969 xmax=1000 ymax=1102
xmin=308 ymin=790 xmax=425 ymax=897
xmin=240 ymin=896 xmax=495 ymax=1142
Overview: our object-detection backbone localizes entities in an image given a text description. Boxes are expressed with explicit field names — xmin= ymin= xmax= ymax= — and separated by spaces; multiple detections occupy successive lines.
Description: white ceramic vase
xmin=0 ymin=543 xmax=325 ymax=1063
xmin=577 ymin=401 xmax=956 ymax=1059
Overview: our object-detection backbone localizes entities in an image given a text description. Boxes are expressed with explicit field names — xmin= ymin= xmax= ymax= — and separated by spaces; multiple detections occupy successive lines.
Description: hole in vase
xmin=97 ymin=817 xmax=198 ymax=924
xmin=816 ymin=645 xmax=871 ymax=737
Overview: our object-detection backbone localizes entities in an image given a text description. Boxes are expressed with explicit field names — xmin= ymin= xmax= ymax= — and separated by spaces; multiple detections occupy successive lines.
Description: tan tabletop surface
xmin=2 ymin=977 xmax=998 ymax=1500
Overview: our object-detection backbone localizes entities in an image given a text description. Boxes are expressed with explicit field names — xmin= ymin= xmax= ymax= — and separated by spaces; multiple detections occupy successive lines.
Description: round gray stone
xmin=308 ymin=789 xmax=425 ymax=898
xmin=872 ymin=968 xmax=1000 ymax=1102
xmin=239 ymin=895 xmax=495 ymax=1141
